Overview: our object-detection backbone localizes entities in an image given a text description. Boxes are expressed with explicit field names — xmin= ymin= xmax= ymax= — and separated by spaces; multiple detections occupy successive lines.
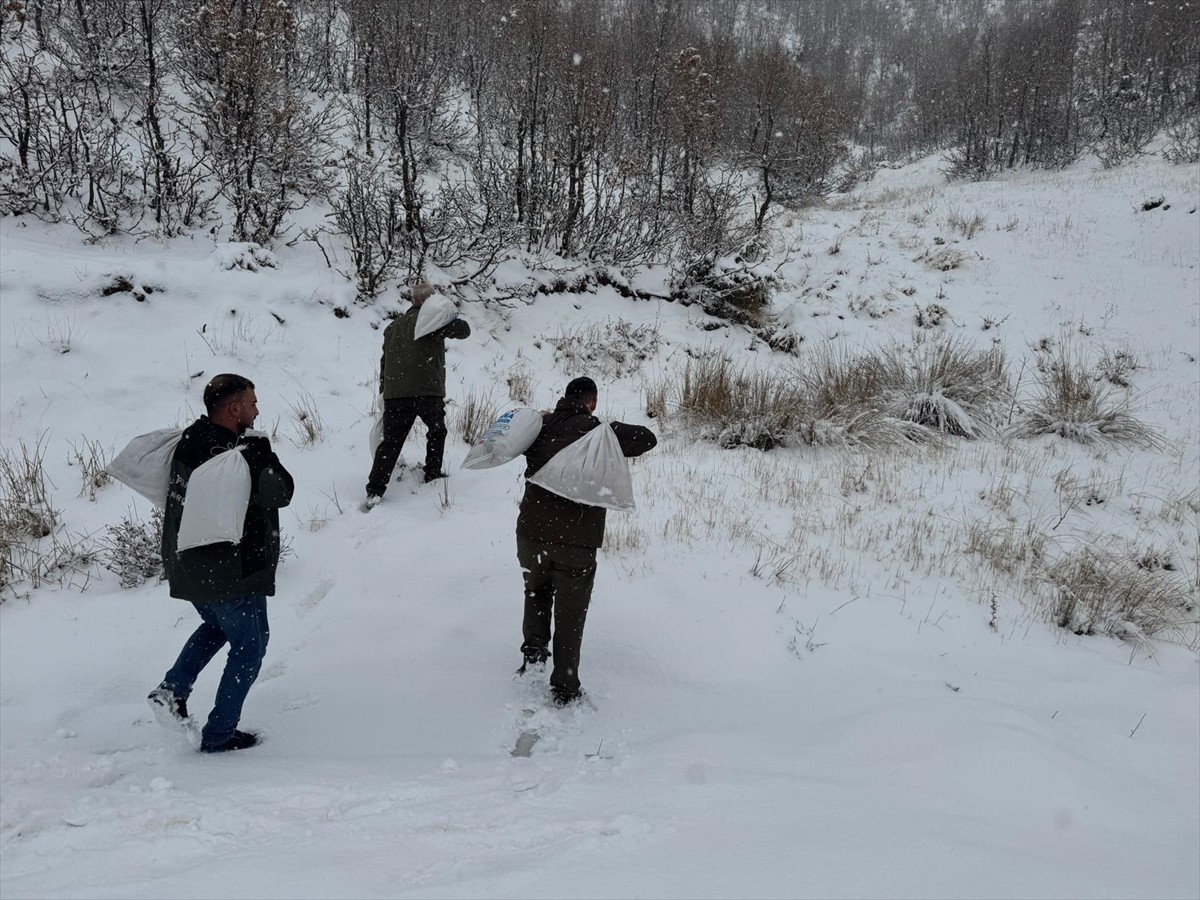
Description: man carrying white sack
xmin=516 ymin=376 xmax=657 ymax=706
xmin=363 ymin=282 xmax=471 ymax=509
xmin=148 ymin=374 xmax=294 ymax=753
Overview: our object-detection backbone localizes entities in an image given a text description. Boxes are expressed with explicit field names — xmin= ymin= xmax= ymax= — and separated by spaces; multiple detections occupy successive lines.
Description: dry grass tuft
xmin=288 ymin=392 xmax=326 ymax=447
xmin=67 ymin=437 xmax=112 ymax=501
xmin=1044 ymin=546 xmax=1197 ymax=642
xmin=880 ymin=338 xmax=1010 ymax=438
xmin=1 ymin=437 xmax=98 ymax=598
xmin=1012 ymin=343 xmax=1165 ymax=448
xmin=677 ymin=353 xmax=809 ymax=450
xmin=455 ymin=390 xmax=499 ymax=444
xmin=946 ymin=207 xmax=987 ymax=239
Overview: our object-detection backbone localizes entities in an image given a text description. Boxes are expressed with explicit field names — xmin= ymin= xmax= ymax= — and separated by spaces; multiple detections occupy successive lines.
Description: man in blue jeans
xmin=148 ymin=374 xmax=294 ymax=753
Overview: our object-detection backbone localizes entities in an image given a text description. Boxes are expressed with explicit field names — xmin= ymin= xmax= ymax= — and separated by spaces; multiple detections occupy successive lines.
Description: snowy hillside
xmin=1 ymin=152 xmax=1197 ymax=899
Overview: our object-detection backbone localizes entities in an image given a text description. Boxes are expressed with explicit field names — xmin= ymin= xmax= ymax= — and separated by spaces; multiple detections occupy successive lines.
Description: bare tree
xmin=177 ymin=0 xmax=337 ymax=244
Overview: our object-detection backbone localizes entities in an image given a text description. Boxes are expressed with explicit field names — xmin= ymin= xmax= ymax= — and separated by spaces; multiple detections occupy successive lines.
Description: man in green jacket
xmin=148 ymin=374 xmax=294 ymax=753
xmin=364 ymin=283 xmax=471 ymax=508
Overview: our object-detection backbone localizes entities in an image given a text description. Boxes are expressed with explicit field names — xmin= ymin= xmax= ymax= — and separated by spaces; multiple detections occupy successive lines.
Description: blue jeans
xmin=162 ymin=595 xmax=269 ymax=749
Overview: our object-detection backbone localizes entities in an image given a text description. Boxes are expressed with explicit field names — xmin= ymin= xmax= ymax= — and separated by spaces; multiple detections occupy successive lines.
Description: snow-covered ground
xmin=1 ymin=152 xmax=1197 ymax=899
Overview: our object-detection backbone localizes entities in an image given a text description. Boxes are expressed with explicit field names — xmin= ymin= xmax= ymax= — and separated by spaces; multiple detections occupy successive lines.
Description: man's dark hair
xmin=203 ymin=373 xmax=255 ymax=415
xmin=564 ymin=376 xmax=598 ymax=403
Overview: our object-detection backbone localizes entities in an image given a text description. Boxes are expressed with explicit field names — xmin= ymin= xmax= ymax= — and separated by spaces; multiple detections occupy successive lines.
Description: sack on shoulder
xmin=528 ymin=421 xmax=635 ymax=511
xmin=461 ymin=407 xmax=543 ymax=470
xmin=106 ymin=427 xmax=184 ymax=508
xmin=176 ymin=447 xmax=252 ymax=551
xmin=413 ymin=294 xmax=458 ymax=340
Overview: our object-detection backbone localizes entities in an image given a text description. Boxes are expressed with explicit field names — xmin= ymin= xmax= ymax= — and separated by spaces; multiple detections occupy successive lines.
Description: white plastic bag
xmin=413 ymin=293 xmax=458 ymax=339
xmin=368 ymin=394 xmax=384 ymax=458
xmin=369 ymin=416 xmax=384 ymax=458
xmin=528 ymin=421 xmax=635 ymax=511
xmin=106 ymin=427 xmax=184 ymax=508
xmin=461 ymin=407 xmax=543 ymax=470
xmin=176 ymin=447 xmax=252 ymax=551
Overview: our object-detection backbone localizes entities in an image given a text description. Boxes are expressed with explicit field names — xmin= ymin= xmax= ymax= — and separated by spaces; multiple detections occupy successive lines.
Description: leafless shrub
xmin=1044 ymin=546 xmax=1196 ymax=641
xmin=1011 ymin=343 xmax=1165 ymax=448
xmin=879 ymin=339 xmax=1011 ymax=437
xmin=834 ymin=150 xmax=878 ymax=192
xmin=2 ymin=528 xmax=99 ymax=600
xmin=1161 ymin=113 xmax=1200 ymax=165
xmin=546 ymin=319 xmax=662 ymax=380
xmin=1096 ymin=346 xmax=1139 ymax=387
xmin=672 ymin=254 xmax=775 ymax=327
xmin=102 ymin=509 xmax=163 ymax=589
xmin=329 ymin=154 xmax=404 ymax=301
xmin=915 ymin=303 xmax=949 ymax=328
xmin=67 ymin=437 xmax=112 ymax=501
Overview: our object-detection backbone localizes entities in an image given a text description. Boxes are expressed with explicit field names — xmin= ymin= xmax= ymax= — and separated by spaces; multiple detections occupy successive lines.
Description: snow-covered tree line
xmin=0 ymin=0 xmax=1196 ymax=294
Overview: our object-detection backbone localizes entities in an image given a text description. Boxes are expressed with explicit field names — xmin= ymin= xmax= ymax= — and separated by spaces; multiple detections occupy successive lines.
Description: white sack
xmin=367 ymin=396 xmax=403 ymax=469
xmin=369 ymin=416 xmax=384 ymax=458
xmin=528 ymin=421 xmax=635 ymax=511
xmin=368 ymin=394 xmax=384 ymax=458
xmin=413 ymin=293 xmax=458 ymax=339
xmin=461 ymin=407 xmax=543 ymax=470
xmin=106 ymin=427 xmax=184 ymax=508
xmin=176 ymin=447 xmax=252 ymax=551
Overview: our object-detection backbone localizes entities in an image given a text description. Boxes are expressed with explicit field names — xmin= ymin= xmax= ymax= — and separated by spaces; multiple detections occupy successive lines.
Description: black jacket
xmin=161 ymin=417 xmax=294 ymax=604
xmin=517 ymin=397 xmax=657 ymax=549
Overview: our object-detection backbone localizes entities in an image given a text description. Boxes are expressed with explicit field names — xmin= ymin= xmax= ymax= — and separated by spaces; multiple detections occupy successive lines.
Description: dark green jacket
xmin=161 ymin=417 xmax=294 ymax=604
xmin=517 ymin=397 xmax=657 ymax=549
xmin=380 ymin=306 xmax=471 ymax=399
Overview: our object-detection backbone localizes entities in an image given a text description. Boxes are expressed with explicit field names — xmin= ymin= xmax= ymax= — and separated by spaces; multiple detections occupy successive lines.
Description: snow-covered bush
xmin=671 ymin=254 xmax=775 ymax=327
xmin=102 ymin=510 xmax=163 ymax=590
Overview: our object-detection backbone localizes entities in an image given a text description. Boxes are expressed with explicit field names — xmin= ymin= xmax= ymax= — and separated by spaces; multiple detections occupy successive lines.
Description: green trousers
xmin=516 ymin=533 xmax=598 ymax=695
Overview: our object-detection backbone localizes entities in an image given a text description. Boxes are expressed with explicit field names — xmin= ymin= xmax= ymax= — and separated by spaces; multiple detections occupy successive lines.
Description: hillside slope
xmin=1 ymin=153 xmax=1197 ymax=899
